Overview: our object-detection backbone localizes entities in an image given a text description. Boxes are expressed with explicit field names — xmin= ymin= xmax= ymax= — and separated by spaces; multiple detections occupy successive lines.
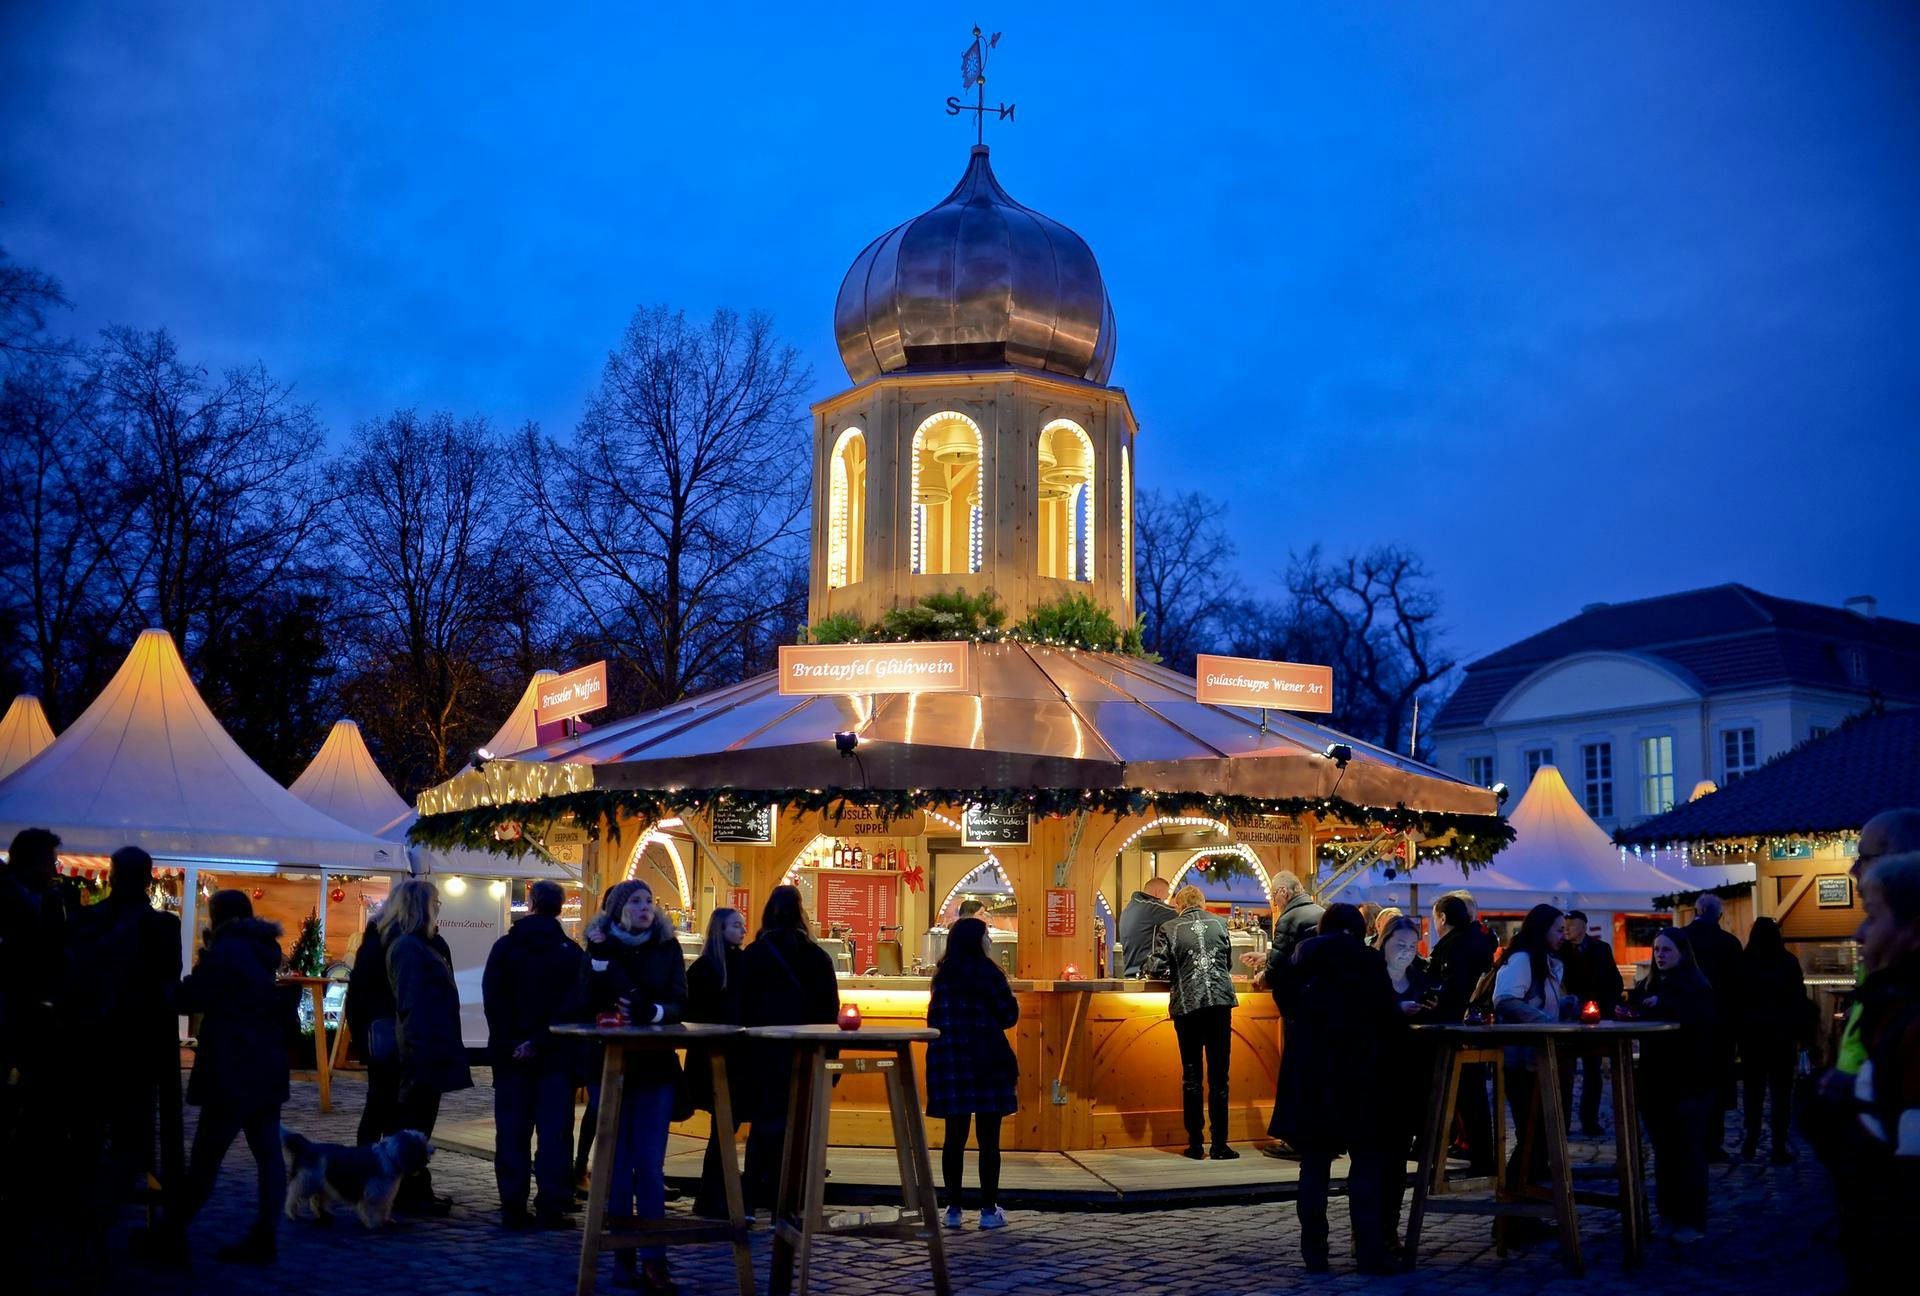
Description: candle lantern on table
xmin=1581 ymin=1000 xmax=1602 ymax=1024
xmin=838 ymin=1003 xmax=862 ymax=1031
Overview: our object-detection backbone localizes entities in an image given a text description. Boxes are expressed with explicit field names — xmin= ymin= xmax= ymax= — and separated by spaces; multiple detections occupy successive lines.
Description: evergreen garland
xmin=803 ymin=589 xmax=1156 ymax=658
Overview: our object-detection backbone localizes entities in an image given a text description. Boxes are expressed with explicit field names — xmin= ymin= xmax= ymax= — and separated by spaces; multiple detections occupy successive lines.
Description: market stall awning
xmin=418 ymin=644 xmax=1501 ymax=845
xmin=0 ymin=693 xmax=56 ymax=781
xmin=0 ymin=630 xmax=404 ymax=870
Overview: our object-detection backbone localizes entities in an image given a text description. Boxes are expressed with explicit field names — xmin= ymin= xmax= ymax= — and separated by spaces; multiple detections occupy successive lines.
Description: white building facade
xmin=1432 ymin=586 xmax=1920 ymax=832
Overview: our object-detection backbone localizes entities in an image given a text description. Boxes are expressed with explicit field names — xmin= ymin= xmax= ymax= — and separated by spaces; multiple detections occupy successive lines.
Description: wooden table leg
xmin=1536 ymin=1040 xmax=1583 ymax=1274
xmin=708 ymin=1054 xmax=755 ymax=1296
xmin=769 ymin=1048 xmax=814 ymax=1296
xmin=310 ymin=984 xmax=332 ymax=1113
xmin=891 ymin=1044 xmax=950 ymax=1295
xmin=790 ymin=1051 xmax=835 ymax=1296
xmin=330 ymin=1007 xmax=352 ymax=1071
xmin=1404 ymin=1041 xmax=1457 ymax=1263
xmin=1613 ymin=1038 xmax=1648 ymax=1266
xmin=576 ymin=1044 xmax=627 ymax=1296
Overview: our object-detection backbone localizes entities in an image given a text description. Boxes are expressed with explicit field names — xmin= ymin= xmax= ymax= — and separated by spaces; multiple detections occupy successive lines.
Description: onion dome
xmin=834 ymin=145 xmax=1116 ymax=386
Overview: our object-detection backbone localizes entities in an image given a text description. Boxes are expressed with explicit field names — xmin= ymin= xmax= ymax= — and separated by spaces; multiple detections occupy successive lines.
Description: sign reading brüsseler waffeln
xmin=1194 ymin=653 xmax=1334 ymax=713
xmin=534 ymin=660 xmax=609 ymax=726
xmin=777 ymin=641 xmax=974 ymax=696
xmin=961 ymin=806 xmax=1030 ymax=847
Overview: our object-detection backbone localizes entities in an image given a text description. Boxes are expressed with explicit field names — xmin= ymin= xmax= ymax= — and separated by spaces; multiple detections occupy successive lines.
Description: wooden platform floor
xmin=433 ymin=1110 xmax=1346 ymax=1208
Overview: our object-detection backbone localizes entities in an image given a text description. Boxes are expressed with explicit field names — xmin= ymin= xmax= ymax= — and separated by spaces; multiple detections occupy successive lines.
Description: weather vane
xmin=947 ymin=25 xmax=1013 ymax=147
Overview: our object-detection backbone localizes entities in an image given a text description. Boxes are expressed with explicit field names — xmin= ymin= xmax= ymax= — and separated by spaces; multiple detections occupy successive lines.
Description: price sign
xmin=961 ymin=806 xmax=1030 ymax=847
xmin=1045 ymin=888 xmax=1077 ymax=937
xmin=712 ymin=801 xmax=775 ymax=845
xmin=727 ymin=886 xmax=752 ymax=914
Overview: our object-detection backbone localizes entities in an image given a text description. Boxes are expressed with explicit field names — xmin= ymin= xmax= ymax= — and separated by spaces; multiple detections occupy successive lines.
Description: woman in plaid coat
xmin=925 ymin=917 xmax=1020 ymax=1230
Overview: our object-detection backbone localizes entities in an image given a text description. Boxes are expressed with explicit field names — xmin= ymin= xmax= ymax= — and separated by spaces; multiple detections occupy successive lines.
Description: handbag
xmin=368 ymin=1015 xmax=399 ymax=1065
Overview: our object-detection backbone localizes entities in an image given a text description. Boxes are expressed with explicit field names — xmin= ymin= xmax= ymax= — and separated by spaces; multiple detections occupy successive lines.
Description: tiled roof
xmin=1614 ymin=706 xmax=1920 ymax=844
xmin=1436 ymin=584 xmax=1920 ymax=730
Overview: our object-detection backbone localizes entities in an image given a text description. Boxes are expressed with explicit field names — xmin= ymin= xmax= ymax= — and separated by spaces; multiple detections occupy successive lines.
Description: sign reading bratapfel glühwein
xmin=1193 ymin=653 xmax=1333 ymax=714
xmin=777 ymin=641 xmax=973 ymax=696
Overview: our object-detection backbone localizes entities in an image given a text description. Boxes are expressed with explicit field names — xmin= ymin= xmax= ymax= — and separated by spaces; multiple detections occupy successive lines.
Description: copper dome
xmin=833 ymin=146 xmax=1117 ymax=386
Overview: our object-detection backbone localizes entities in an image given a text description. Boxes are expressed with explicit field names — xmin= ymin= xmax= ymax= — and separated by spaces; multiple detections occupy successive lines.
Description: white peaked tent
xmin=0 ymin=694 xmax=56 ymax=780
xmin=1353 ymin=764 xmax=1691 ymax=919
xmin=289 ymin=719 xmax=413 ymax=836
xmin=481 ymin=668 xmax=558 ymax=759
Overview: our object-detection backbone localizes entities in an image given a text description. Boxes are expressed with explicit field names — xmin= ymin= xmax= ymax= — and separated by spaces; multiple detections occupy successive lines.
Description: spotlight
xmin=1493 ymin=782 xmax=1510 ymax=805
xmin=834 ymin=731 xmax=859 ymax=754
xmin=1323 ymin=742 xmax=1353 ymax=769
xmin=474 ymin=747 xmax=495 ymax=768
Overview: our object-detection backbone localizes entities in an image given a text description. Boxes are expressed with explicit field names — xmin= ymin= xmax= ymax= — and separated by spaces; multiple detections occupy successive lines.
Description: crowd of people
xmin=7 ymin=813 xmax=1920 ymax=1290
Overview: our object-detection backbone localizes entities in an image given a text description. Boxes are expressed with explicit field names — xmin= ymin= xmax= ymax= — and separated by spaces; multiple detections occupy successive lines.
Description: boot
xmin=611 ymin=1250 xmax=641 ymax=1290
xmin=640 ymin=1257 xmax=679 ymax=1294
xmin=1182 ymin=1140 xmax=1206 ymax=1160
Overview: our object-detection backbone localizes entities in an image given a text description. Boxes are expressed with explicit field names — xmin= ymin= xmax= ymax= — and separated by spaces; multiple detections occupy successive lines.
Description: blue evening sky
xmin=5 ymin=3 xmax=1916 ymax=663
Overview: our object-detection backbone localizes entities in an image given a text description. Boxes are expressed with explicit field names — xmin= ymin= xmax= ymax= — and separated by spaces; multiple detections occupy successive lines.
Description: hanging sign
xmin=711 ymin=801 xmax=776 ymax=845
xmin=1045 ymin=888 xmax=1078 ymax=937
xmin=1227 ymin=816 xmax=1308 ymax=848
xmin=825 ymin=804 xmax=926 ymax=838
xmin=544 ymin=823 xmax=587 ymax=865
xmin=961 ymin=806 xmax=1030 ymax=847
xmin=534 ymin=660 xmax=609 ymax=726
xmin=1815 ymin=876 xmax=1854 ymax=908
xmin=1194 ymin=653 xmax=1333 ymax=713
xmin=777 ymin=642 xmax=974 ymax=696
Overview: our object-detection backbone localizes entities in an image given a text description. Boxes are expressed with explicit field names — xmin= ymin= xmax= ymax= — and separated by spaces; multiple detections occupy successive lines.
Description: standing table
xmin=1404 ymin=1021 xmax=1678 ymax=1274
xmin=550 ymin=1023 xmax=753 ymax=1296
xmin=746 ymin=1024 xmax=947 ymax=1296
xmin=279 ymin=975 xmax=337 ymax=1113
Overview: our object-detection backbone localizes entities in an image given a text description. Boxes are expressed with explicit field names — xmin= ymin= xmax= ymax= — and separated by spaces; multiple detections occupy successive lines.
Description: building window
xmin=911 ymin=411 xmax=983 ymax=577
xmin=1641 ymin=735 xmax=1676 ymax=816
xmin=1843 ymin=648 xmax=1867 ymax=685
xmin=1809 ymin=724 xmax=1831 ymax=742
xmin=1721 ymin=727 xmax=1758 ymax=783
xmin=826 ymin=428 xmax=867 ymax=589
xmin=1580 ymin=743 xmax=1613 ymax=819
xmin=1037 ymin=419 xmax=1094 ymax=582
xmin=1467 ymin=755 xmax=1495 ymax=789
xmin=1524 ymin=747 xmax=1554 ymax=784
xmin=1120 ymin=445 xmax=1132 ymax=603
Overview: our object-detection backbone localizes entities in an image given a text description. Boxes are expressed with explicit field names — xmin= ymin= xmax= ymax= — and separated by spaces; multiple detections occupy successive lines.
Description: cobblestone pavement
xmin=98 ymin=1069 xmax=1845 ymax=1296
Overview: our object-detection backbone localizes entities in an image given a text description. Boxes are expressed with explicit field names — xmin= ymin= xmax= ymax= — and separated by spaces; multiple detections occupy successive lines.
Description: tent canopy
xmin=289 ymin=719 xmax=413 ymax=836
xmin=483 ymin=669 xmax=559 ymax=760
xmin=0 ymin=694 xmax=56 ymax=781
xmin=0 ymin=630 xmax=402 ymax=870
xmin=1352 ymin=764 xmax=1686 ymax=911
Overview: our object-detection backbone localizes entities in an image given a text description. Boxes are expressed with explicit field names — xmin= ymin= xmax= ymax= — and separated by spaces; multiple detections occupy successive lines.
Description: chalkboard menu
xmin=711 ymin=800 xmax=775 ymax=845
xmin=961 ymin=806 xmax=1030 ymax=847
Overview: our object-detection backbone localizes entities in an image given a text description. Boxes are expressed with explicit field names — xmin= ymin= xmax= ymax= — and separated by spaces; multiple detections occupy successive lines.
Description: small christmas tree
xmin=288 ymin=910 xmax=324 ymax=976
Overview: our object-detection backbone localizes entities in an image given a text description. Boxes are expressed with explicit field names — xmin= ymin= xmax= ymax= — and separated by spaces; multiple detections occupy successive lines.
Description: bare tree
xmin=84 ymin=327 xmax=332 ymax=668
xmin=1256 ymin=544 xmax=1455 ymax=755
xmin=333 ymin=410 xmax=521 ymax=789
xmin=1133 ymin=488 xmax=1242 ymax=672
xmin=518 ymin=307 xmax=811 ymax=709
xmin=0 ymin=244 xmax=70 ymax=365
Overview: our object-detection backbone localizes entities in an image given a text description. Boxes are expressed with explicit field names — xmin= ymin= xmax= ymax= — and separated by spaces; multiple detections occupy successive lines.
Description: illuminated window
xmin=1641 ymin=735 xmax=1675 ymax=816
xmin=827 ymin=428 xmax=866 ymax=589
xmin=911 ymin=411 xmax=983 ymax=577
xmin=1121 ymin=445 xmax=1132 ymax=603
xmin=1037 ymin=419 xmax=1094 ymax=582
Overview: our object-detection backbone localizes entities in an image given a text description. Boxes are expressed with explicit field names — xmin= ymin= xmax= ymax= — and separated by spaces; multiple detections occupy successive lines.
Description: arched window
xmin=1121 ymin=444 xmax=1132 ymax=603
xmin=911 ymin=411 xmax=983 ymax=576
xmin=1037 ymin=419 xmax=1094 ymax=582
xmin=827 ymin=428 xmax=866 ymax=588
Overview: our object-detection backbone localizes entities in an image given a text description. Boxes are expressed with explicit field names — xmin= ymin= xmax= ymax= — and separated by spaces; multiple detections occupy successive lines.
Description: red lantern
xmin=1062 ymin=963 xmax=1082 ymax=981
xmin=837 ymin=1004 xmax=862 ymax=1031
xmin=1581 ymin=1000 xmax=1602 ymax=1024
xmin=329 ymin=887 xmax=346 ymax=903
xmin=250 ymin=888 xmax=263 ymax=901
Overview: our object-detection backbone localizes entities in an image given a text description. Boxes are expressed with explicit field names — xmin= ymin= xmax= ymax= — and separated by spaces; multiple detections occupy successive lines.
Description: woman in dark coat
xmin=582 ymin=878 xmax=687 ymax=1292
xmin=737 ymin=886 xmax=839 ymax=1213
xmin=174 ymin=890 xmax=290 ymax=1264
xmin=1740 ymin=917 xmax=1809 ymax=1163
xmin=685 ymin=906 xmax=747 ymax=1219
xmin=1620 ymin=926 xmax=1717 ymax=1242
xmin=383 ymin=878 xmax=472 ymax=1215
xmin=1376 ymin=915 xmax=1438 ymax=1253
xmin=1269 ymin=903 xmax=1403 ymax=1275
xmin=925 ymin=917 xmax=1020 ymax=1230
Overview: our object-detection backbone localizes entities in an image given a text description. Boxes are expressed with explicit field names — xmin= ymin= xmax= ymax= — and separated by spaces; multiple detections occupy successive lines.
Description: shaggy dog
xmin=283 ymin=1128 xmax=433 ymax=1228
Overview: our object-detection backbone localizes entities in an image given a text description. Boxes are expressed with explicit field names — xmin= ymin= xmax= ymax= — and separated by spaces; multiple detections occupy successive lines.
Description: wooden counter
xmin=671 ymin=978 xmax=1281 ymax=1152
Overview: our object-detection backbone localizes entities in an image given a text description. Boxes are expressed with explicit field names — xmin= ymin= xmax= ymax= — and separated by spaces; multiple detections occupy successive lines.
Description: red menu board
xmin=819 ymin=871 xmax=898 ymax=973
xmin=727 ymin=887 xmax=751 ymax=915
xmin=1045 ymin=888 xmax=1078 ymax=937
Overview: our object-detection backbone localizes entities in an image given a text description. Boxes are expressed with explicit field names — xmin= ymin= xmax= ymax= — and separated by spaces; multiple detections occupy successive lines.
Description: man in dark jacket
xmin=1146 ymin=887 xmax=1241 ymax=1159
xmin=1427 ymin=892 xmax=1497 ymax=1173
xmin=0 ymin=827 xmax=74 ymax=1198
xmin=1561 ymin=910 xmax=1625 ymax=1137
xmin=1251 ymin=872 xmax=1327 ymax=1158
xmin=483 ymin=880 xmax=586 ymax=1228
xmin=1117 ymin=878 xmax=1177 ymax=976
xmin=1685 ymin=893 xmax=1746 ymax=1159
